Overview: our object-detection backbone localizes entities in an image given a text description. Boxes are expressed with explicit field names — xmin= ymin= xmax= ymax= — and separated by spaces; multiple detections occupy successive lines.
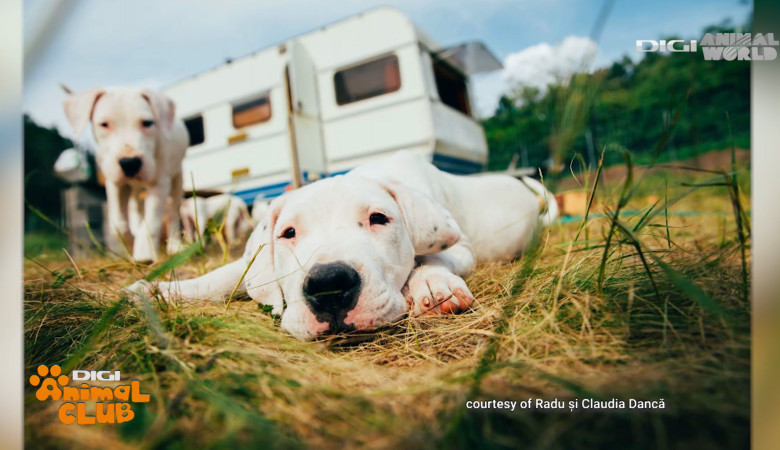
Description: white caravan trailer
xmin=164 ymin=7 xmax=502 ymax=204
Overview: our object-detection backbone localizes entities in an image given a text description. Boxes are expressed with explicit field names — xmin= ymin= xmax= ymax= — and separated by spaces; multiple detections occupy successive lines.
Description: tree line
xmin=482 ymin=21 xmax=751 ymax=173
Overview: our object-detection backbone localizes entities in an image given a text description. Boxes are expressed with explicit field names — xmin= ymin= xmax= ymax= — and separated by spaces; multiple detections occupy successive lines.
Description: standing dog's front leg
xmin=134 ymin=178 xmax=171 ymax=262
xmin=166 ymin=172 xmax=184 ymax=254
xmin=128 ymin=189 xmax=144 ymax=238
xmin=105 ymin=182 xmax=133 ymax=256
xmin=403 ymin=239 xmax=477 ymax=316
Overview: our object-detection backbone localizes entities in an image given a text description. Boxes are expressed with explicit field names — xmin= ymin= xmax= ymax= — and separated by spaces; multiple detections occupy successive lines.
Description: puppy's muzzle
xmin=303 ymin=262 xmax=361 ymax=327
xmin=118 ymin=157 xmax=143 ymax=177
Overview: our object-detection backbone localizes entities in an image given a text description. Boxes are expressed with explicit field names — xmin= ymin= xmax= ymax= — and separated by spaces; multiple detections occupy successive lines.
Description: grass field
xmin=23 ymin=157 xmax=751 ymax=449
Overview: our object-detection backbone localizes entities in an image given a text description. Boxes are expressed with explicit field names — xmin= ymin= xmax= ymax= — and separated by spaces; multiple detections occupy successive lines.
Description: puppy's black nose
xmin=303 ymin=262 xmax=361 ymax=322
xmin=118 ymin=157 xmax=143 ymax=177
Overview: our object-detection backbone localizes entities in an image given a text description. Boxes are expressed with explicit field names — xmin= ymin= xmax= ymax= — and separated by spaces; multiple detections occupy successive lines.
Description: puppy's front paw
xmin=166 ymin=238 xmax=185 ymax=255
xmin=124 ymin=280 xmax=154 ymax=304
xmin=133 ymin=235 xmax=158 ymax=263
xmin=402 ymin=265 xmax=474 ymax=316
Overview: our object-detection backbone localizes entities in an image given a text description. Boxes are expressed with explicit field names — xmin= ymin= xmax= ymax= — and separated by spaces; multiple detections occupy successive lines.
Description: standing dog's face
xmin=64 ymin=88 xmax=176 ymax=184
xmin=243 ymin=175 xmax=462 ymax=340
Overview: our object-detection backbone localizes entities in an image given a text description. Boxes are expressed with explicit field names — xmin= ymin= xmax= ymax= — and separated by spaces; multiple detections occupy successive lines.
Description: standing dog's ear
xmin=63 ymin=88 xmax=105 ymax=140
xmin=380 ymin=181 xmax=462 ymax=255
xmin=242 ymin=196 xmax=287 ymax=314
xmin=141 ymin=90 xmax=176 ymax=133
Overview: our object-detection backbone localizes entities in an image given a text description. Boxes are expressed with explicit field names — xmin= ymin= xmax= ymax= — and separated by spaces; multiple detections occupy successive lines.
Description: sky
xmin=23 ymin=0 xmax=752 ymax=138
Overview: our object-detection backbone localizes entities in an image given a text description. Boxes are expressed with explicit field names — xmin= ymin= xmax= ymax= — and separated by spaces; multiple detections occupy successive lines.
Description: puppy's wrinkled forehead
xmin=276 ymin=176 xmax=397 ymax=227
xmin=92 ymin=91 xmax=156 ymax=123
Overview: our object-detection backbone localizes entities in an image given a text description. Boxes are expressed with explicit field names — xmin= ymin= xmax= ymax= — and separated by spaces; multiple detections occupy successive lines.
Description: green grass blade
xmin=144 ymin=240 xmax=203 ymax=282
xmin=652 ymin=257 xmax=724 ymax=317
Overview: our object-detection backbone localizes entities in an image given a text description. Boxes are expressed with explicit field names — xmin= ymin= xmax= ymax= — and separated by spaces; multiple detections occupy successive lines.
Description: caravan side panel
xmin=165 ymin=50 xmax=293 ymax=197
xmin=319 ymin=45 xmax=432 ymax=163
xmin=430 ymin=102 xmax=488 ymax=164
xmin=300 ymin=9 xmax=435 ymax=168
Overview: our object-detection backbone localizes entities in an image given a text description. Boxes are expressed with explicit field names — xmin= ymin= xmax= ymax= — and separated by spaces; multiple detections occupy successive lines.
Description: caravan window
xmin=232 ymin=94 xmax=272 ymax=128
xmin=432 ymin=58 xmax=471 ymax=115
xmin=334 ymin=54 xmax=401 ymax=105
xmin=184 ymin=115 xmax=205 ymax=146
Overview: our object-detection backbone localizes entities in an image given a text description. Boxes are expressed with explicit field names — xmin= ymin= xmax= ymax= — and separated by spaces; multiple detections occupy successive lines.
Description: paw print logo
xmin=29 ymin=365 xmax=69 ymax=401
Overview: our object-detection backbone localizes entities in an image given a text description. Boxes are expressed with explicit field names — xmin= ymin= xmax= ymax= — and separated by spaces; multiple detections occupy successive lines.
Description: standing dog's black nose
xmin=303 ymin=262 xmax=361 ymax=324
xmin=118 ymin=157 xmax=143 ymax=177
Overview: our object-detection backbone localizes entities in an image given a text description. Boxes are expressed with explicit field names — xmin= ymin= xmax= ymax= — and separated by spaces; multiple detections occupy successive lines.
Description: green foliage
xmin=24 ymin=232 xmax=68 ymax=258
xmin=483 ymin=23 xmax=750 ymax=172
xmin=24 ymin=115 xmax=72 ymax=232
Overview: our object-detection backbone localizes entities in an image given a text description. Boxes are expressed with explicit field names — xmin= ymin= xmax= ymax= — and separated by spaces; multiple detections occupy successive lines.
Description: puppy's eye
xmin=281 ymin=227 xmax=296 ymax=239
xmin=141 ymin=120 xmax=155 ymax=128
xmin=99 ymin=122 xmax=109 ymax=128
xmin=369 ymin=213 xmax=389 ymax=226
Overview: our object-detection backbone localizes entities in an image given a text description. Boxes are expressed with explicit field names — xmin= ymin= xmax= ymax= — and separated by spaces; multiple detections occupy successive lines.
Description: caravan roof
xmin=164 ymin=7 xmax=442 ymax=92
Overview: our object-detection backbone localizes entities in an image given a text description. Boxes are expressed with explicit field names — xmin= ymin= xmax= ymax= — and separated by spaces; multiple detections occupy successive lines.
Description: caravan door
xmin=288 ymin=41 xmax=327 ymax=185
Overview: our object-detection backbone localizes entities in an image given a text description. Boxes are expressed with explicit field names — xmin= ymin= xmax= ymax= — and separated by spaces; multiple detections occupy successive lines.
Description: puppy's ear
xmin=63 ymin=88 xmax=104 ymax=140
xmin=380 ymin=181 xmax=462 ymax=255
xmin=242 ymin=196 xmax=286 ymax=314
xmin=141 ymin=90 xmax=176 ymax=132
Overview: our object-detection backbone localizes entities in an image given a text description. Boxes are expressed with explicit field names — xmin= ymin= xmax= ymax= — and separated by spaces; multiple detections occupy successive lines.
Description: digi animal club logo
xmin=29 ymin=364 xmax=150 ymax=425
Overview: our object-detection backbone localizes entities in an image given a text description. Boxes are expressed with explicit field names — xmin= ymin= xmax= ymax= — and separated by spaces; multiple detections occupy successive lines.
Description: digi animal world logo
xmin=29 ymin=364 xmax=150 ymax=425
xmin=637 ymin=32 xmax=779 ymax=61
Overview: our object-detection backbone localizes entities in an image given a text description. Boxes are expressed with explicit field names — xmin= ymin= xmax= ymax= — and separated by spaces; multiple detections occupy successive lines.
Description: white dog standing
xmin=181 ymin=194 xmax=255 ymax=246
xmin=129 ymin=151 xmax=557 ymax=340
xmin=64 ymin=88 xmax=189 ymax=262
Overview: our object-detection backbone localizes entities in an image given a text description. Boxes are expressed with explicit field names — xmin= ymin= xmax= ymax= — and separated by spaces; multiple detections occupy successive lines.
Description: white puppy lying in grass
xmin=128 ymin=151 xmax=557 ymax=340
